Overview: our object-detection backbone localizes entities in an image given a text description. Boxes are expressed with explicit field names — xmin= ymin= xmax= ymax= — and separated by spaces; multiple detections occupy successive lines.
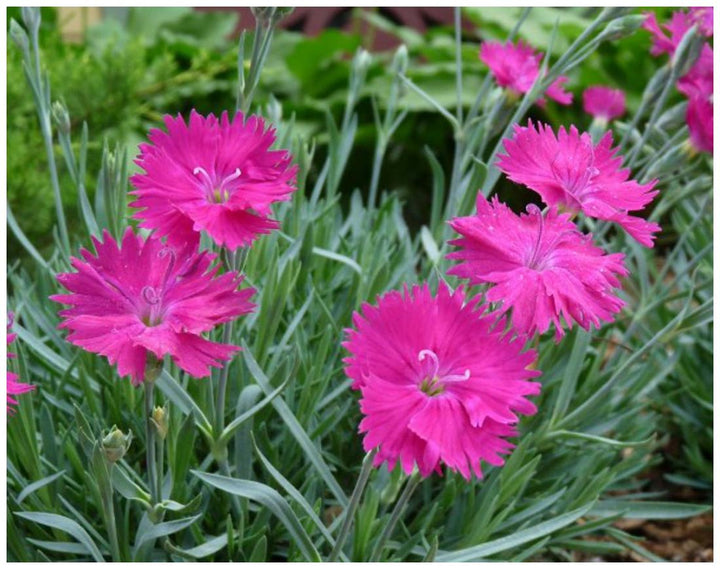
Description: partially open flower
xmin=343 ymin=282 xmax=540 ymax=480
xmin=686 ymin=95 xmax=714 ymax=154
xmin=52 ymin=228 xmax=256 ymax=385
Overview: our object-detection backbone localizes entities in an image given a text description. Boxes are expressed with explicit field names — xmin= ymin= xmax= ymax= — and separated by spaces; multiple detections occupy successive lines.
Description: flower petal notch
xmin=448 ymin=196 xmax=629 ymax=339
xmin=51 ymin=228 xmax=256 ymax=385
xmin=497 ymin=121 xmax=661 ymax=247
xmin=343 ymin=282 xmax=540 ymax=480
xmin=130 ymin=110 xmax=297 ymax=251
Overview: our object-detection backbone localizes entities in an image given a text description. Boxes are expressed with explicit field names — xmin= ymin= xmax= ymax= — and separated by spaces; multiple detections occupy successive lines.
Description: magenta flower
xmin=677 ymin=44 xmax=713 ymax=99
xmin=343 ymin=282 xmax=540 ymax=480
xmin=479 ymin=40 xmax=573 ymax=105
xmin=643 ymin=9 xmax=713 ymax=57
xmin=130 ymin=110 xmax=297 ymax=252
xmin=7 ymin=314 xmax=34 ymax=413
xmin=51 ymin=228 xmax=255 ymax=385
xmin=687 ymin=95 xmax=713 ymax=154
xmin=582 ymin=86 xmax=626 ymax=122
xmin=448 ymin=196 xmax=628 ymax=339
xmin=497 ymin=121 xmax=661 ymax=247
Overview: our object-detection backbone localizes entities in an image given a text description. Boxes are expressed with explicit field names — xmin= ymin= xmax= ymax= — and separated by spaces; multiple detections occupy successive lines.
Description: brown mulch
xmin=613 ymin=512 xmax=713 ymax=562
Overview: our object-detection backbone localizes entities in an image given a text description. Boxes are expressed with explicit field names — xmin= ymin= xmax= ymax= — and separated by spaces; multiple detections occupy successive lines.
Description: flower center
xmin=193 ymin=166 xmax=242 ymax=204
xmin=550 ymin=138 xmax=599 ymax=204
xmin=138 ymin=248 xmax=177 ymax=327
xmin=417 ymin=349 xmax=470 ymax=397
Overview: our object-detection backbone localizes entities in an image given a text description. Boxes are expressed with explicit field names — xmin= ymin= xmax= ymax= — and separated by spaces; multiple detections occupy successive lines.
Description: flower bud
xmin=671 ymin=27 xmax=704 ymax=76
xmin=251 ymin=7 xmax=276 ymax=26
xmin=52 ymin=101 xmax=71 ymax=135
xmin=21 ymin=7 xmax=41 ymax=38
xmin=598 ymin=14 xmax=646 ymax=41
xmin=9 ymin=19 xmax=29 ymax=54
xmin=151 ymin=403 xmax=169 ymax=440
xmin=391 ymin=44 xmax=408 ymax=76
xmin=102 ymin=426 xmax=132 ymax=463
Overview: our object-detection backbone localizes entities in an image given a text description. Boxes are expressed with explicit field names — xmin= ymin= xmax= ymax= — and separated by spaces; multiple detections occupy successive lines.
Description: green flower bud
xmin=52 ymin=101 xmax=71 ymax=135
xmin=102 ymin=426 xmax=132 ymax=463
xmin=151 ymin=403 xmax=169 ymax=440
xmin=391 ymin=45 xmax=408 ymax=77
xmin=671 ymin=27 xmax=704 ymax=76
xmin=21 ymin=7 xmax=41 ymax=38
xmin=598 ymin=14 xmax=646 ymax=41
xmin=9 ymin=19 xmax=29 ymax=54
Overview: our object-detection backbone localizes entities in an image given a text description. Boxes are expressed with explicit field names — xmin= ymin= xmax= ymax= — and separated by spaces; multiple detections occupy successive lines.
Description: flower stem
xmin=327 ymin=448 xmax=378 ymax=562
xmin=215 ymin=249 xmax=239 ymax=436
xmin=144 ymin=379 xmax=159 ymax=508
xmin=369 ymin=472 xmax=422 ymax=562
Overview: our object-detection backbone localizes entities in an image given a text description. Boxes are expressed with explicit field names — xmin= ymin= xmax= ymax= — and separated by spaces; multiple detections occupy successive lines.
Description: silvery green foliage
xmin=7 ymin=6 xmax=711 ymax=562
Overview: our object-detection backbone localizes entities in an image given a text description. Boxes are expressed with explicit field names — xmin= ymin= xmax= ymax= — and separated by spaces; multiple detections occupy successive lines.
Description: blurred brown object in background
xmin=196 ymin=7 xmax=472 ymax=51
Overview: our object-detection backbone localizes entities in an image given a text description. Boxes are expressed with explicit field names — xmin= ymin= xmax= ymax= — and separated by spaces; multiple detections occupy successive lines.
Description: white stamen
xmin=193 ymin=166 xmax=214 ymax=188
xmin=442 ymin=369 xmax=471 ymax=383
xmin=418 ymin=349 xmax=440 ymax=379
xmin=221 ymin=168 xmax=242 ymax=187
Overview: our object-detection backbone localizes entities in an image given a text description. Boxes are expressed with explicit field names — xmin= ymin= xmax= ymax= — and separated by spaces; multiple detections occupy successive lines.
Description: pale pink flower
xmin=448 ymin=196 xmax=628 ymax=339
xmin=343 ymin=282 xmax=540 ymax=480
xmin=497 ymin=121 xmax=661 ymax=247
xmin=51 ymin=229 xmax=255 ymax=385
xmin=7 ymin=314 xmax=34 ymax=413
xmin=582 ymin=86 xmax=626 ymax=121
xmin=130 ymin=110 xmax=297 ymax=251
xmin=479 ymin=40 xmax=573 ymax=105
xmin=687 ymin=95 xmax=713 ymax=154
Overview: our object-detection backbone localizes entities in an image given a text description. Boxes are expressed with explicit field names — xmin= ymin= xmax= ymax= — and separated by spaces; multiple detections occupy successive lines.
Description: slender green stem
xmin=101 ymin=469 xmax=122 ymax=561
xmin=369 ymin=473 xmax=422 ymax=562
xmin=454 ymin=7 xmax=463 ymax=125
xmin=144 ymin=380 xmax=159 ymax=508
xmin=328 ymin=449 xmax=378 ymax=562
xmin=367 ymin=141 xmax=386 ymax=210
xmin=215 ymin=249 xmax=239 ymax=435
xmin=156 ymin=434 xmax=164 ymax=502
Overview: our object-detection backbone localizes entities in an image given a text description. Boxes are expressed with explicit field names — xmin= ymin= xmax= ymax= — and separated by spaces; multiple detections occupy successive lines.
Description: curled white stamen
xmin=220 ymin=168 xmax=242 ymax=187
xmin=525 ymin=203 xmax=545 ymax=269
xmin=418 ymin=349 xmax=440 ymax=379
xmin=442 ymin=369 xmax=471 ymax=383
xmin=192 ymin=166 xmax=214 ymax=188
xmin=141 ymin=286 xmax=160 ymax=305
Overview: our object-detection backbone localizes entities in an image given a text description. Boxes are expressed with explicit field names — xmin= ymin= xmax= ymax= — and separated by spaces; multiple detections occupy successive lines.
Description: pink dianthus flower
xmin=343 ymin=282 xmax=540 ymax=480
xmin=582 ymin=86 xmax=626 ymax=121
xmin=643 ymin=9 xmax=713 ymax=57
xmin=51 ymin=228 xmax=255 ymax=385
xmin=677 ymin=44 xmax=713 ymax=99
xmin=130 ymin=110 xmax=297 ymax=251
xmin=7 ymin=313 xmax=34 ymax=413
xmin=448 ymin=196 xmax=628 ymax=340
xmin=497 ymin=121 xmax=661 ymax=247
xmin=687 ymin=95 xmax=714 ymax=154
xmin=479 ymin=40 xmax=572 ymax=105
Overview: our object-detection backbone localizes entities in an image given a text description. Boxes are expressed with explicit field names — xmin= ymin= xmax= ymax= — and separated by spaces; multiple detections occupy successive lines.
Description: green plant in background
xmin=7 ymin=5 xmax=712 ymax=562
